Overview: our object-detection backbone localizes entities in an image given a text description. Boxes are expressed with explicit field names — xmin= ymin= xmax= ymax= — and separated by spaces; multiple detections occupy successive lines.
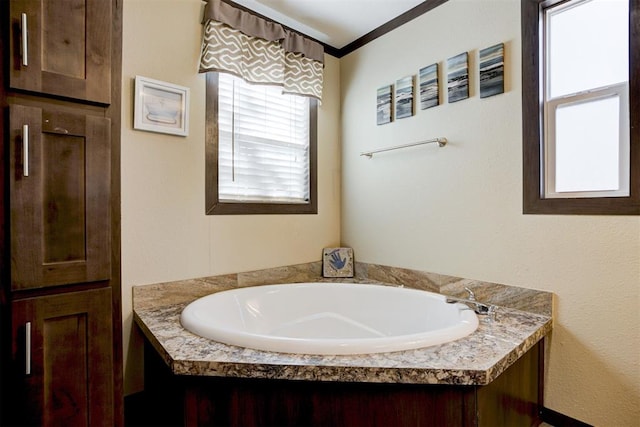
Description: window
xmin=522 ymin=0 xmax=639 ymax=214
xmin=205 ymin=73 xmax=318 ymax=215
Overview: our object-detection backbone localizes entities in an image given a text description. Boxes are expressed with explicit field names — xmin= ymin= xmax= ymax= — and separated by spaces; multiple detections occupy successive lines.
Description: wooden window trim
xmin=205 ymin=73 xmax=318 ymax=215
xmin=522 ymin=0 xmax=640 ymax=215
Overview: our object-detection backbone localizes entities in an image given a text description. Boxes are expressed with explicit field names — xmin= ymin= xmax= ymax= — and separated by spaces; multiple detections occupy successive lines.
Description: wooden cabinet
xmin=1 ymin=0 xmax=123 ymax=425
xmin=9 ymin=288 xmax=114 ymax=427
xmin=139 ymin=340 xmax=544 ymax=427
xmin=8 ymin=0 xmax=112 ymax=104
xmin=9 ymin=104 xmax=111 ymax=291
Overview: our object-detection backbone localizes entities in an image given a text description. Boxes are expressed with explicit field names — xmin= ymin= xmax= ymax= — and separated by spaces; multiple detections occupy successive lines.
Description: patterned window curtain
xmin=199 ymin=0 xmax=324 ymax=101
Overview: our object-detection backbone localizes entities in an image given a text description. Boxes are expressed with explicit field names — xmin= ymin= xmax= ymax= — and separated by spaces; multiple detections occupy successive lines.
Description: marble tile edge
xmin=133 ymin=311 xmax=175 ymax=369
xmin=484 ymin=323 xmax=551 ymax=384
xmin=171 ymin=360 xmax=490 ymax=385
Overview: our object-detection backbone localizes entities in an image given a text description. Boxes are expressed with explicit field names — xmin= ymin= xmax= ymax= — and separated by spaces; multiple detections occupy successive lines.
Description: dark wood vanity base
xmin=139 ymin=339 xmax=543 ymax=427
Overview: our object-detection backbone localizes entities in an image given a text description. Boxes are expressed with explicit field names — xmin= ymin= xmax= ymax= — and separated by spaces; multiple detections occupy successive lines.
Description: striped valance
xmin=199 ymin=0 xmax=324 ymax=100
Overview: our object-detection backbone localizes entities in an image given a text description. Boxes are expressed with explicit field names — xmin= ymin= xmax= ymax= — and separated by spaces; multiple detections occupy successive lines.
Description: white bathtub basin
xmin=180 ymin=282 xmax=478 ymax=355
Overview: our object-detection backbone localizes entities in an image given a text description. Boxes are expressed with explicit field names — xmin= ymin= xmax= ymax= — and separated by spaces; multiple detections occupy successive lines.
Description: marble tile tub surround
xmin=133 ymin=261 xmax=552 ymax=386
xmin=133 ymin=261 xmax=553 ymax=316
xmin=361 ymin=263 xmax=553 ymax=317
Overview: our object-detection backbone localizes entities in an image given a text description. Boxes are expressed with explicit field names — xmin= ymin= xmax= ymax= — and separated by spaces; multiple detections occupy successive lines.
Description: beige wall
xmin=121 ymin=0 xmax=640 ymax=424
xmin=121 ymin=0 xmax=341 ymax=394
xmin=340 ymin=0 xmax=639 ymax=425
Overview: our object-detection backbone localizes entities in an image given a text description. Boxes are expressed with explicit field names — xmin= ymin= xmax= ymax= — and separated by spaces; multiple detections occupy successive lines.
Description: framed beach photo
xmin=134 ymin=76 xmax=190 ymax=136
xmin=447 ymin=52 xmax=469 ymax=103
xmin=479 ymin=43 xmax=505 ymax=98
xmin=419 ymin=63 xmax=440 ymax=109
xmin=376 ymin=84 xmax=393 ymax=125
xmin=395 ymin=75 xmax=415 ymax=119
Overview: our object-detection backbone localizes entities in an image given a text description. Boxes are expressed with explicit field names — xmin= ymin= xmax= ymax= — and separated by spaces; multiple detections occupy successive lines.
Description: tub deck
xmin=133 ymin=272 xmax=552 ymax=386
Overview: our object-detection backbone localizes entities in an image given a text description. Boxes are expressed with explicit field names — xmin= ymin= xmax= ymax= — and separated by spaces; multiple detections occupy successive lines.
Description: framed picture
xmin=479 ymin=43 xmax=505 ymax=98
xmin=322 ymin=247 xmax=354 ymax=278
xmin=395 ymin=75 xmax=415 ymax=119
xmin=419 ymin=63 xmax=439 ymax=109
xmin=447 ymin=52 xmax=469 ymax=103
xmin=377 ymin=85 xmax=393 ymax=125
xmin=134 ymin=75 xmax=189 ymax=136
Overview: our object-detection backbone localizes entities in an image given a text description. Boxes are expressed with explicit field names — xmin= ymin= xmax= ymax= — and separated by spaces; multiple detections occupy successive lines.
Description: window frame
xmin=205 ymin=72 xmax=318 ymax=215
xmin=522 ymin=0 xmax=640 ymax=215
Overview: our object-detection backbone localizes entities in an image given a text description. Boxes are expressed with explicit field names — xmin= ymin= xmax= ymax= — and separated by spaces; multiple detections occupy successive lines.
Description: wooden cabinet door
xmin=10 ymin=288 xmax=115 ymax=427
xmin=8 ymin=0 xmax=112 ymax=104
xmin=9 ymin=104 xmax=111 ymax=291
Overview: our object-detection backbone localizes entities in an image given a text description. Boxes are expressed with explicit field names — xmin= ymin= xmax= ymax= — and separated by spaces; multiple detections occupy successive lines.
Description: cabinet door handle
xmin=22 ymin=124 xmax=29 ymax=177
xmin=21 ymin=13 xmax=28 ymax=66
xmin=25 ymin=321 xmax=31 ymax=375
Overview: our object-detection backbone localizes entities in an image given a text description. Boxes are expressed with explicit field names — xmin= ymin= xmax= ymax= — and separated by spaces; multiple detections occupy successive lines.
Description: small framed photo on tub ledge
xmin=323 ymin=247 xmax=355 ymax=278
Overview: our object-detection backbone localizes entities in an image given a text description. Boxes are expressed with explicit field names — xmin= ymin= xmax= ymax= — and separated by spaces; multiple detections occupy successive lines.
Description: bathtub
xmin=180 ymin=282 xmax=479 ymax=355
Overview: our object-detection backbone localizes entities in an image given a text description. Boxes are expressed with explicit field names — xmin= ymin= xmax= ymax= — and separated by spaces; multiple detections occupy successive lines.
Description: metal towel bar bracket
xmin=360 ymin=137 xmax=447 ymax=158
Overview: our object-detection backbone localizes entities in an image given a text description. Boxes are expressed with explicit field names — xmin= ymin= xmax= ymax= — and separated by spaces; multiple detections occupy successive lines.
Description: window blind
xmin=218 ymin=73 xmax=311 ymax=203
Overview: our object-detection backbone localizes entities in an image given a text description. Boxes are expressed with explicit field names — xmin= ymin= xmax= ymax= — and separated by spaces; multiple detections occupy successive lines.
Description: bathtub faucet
xmin=445 ymin=287 xmax=497 ymax=318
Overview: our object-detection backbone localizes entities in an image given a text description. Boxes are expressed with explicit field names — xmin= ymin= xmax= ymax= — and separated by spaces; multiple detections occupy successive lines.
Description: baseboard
xmin=540 ymin=407 xmax=593 ymax=427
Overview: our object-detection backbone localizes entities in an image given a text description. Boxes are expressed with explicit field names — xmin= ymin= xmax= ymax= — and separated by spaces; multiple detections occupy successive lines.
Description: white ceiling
xmin=230 ymin=0 xmax=426 ymax=49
